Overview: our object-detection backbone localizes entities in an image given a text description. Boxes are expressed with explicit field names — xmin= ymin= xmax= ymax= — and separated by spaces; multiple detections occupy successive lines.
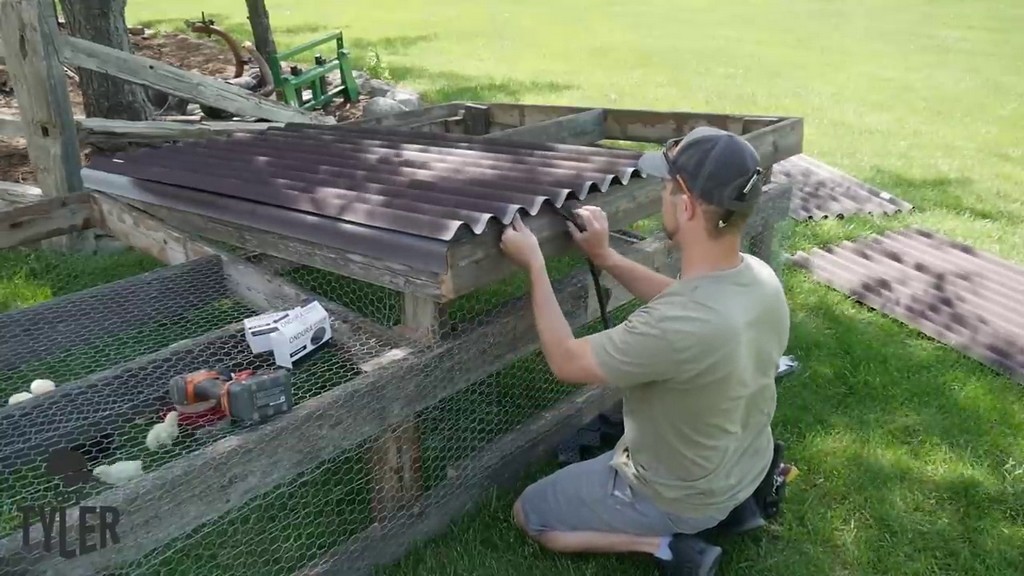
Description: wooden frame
xmin=0 ymin=1 xmax=803 ymax=571
xmin=1 ymin=190 xmax=680 ymax=574
xmin=0 ymin=177 xmax=794 ymax=576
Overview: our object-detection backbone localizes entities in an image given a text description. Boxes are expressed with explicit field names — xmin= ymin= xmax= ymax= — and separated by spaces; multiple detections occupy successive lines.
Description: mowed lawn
xmin=2 ymin=0 xmax=1021 ymax=575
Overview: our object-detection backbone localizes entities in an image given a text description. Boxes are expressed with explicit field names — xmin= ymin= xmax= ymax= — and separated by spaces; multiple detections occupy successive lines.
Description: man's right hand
xmin=567 ymin=206 xmax=614 ymax=266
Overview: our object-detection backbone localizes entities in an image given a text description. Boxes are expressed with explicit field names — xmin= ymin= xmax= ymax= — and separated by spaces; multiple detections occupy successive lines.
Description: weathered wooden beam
xmin=460 ymin=103 xmax=491 ymax=136
xmin=0 ymin=115 xmax=26 ymax=138
xmin=740 ymin=182 xmax=793 ymax=273
xmin=366 ymin=294 xmax=444 ymax=526
xmin=78 ymin=118 xmax=284 ymax=148
xmin=0 ymin=191 xmax=93 ymax=248
xmin=340 ymin=102 xmax=465 ymax=129
xmin=297 ymin=384 xmax=623 ymax=576
xmin=90 ymin=191 xmax=216 ymax=265
xmin=483 ymin=102 xmax=803 ymax=168
xmin=92 ymin=193 xmax=415 ymax=356
xmin=0 ymin=181 xmax=44 ymax=207
xmin=83 ymin=171 xmax=447 ymax=299
xmin=1 ymin=115 xmax=280 ymax=146
xmin=57 ymin=36 xmax=333 ymax=125
xmin=0 ymin=0 xmax=82 ymax=197
xmin=442 ymin=176 xmax=663 ymax=300
xmin=1 ymin=229 xmax=676 ymax=575
xmin=484 ymin=108 xmax=606 ymax=145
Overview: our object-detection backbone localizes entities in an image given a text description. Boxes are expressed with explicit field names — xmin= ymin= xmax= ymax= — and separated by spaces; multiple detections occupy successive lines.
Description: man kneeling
xmin=499 ymin=127 xmax=790 ymax=575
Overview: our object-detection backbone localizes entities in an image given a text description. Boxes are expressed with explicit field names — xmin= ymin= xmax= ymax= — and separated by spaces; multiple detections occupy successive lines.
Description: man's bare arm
xmin=593 ymin=248 xmax=674 ymax=303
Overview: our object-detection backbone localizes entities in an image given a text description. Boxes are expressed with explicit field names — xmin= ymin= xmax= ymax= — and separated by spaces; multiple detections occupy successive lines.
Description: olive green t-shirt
xmin=586 ymin=253 xmax=790 ymax=520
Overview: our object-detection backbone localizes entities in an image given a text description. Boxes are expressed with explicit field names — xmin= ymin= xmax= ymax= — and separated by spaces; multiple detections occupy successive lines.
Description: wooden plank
xmin=0 ymin=231 xmax=677 ymax=575
xmin=297 ymin=384 xmax=622 ymax=576
xmin=0 ymin=191 xmax=93 ymax=248
xmin=57 ymin=36 xmax=333 ymax=126
xmin=84 ymin=179 xmax=447 ymax=299
xmin=339 ymin=102 xmax=464 ymax=128
xmin=460 ymin=103 xmax=491 ymax=136
xmin=483 ymin=102 xmax=802 ymax=168
xmin=92 ymin=193 xmax=415 ymax=359
xmin=0 ymin=0 xmax=82 ymax=196
xmin=0 ymin=181 xmax=44 ymax=207
xmin=366 ymin=294 xmax=442 ymax=525
xmin=78 ymin=118 xmax=284 ymax=148
xmin=484 ymin=108 xmax=606 ymax=145
xmin=91 ymin=192 xmax=215 ymax=265
xmin=442 ymin=175 xmax=664 ymax=300
xmin=740 ymin=182 xmax=793 ymax=272
xmin=0 ymin=115 xmax=26 ymax=138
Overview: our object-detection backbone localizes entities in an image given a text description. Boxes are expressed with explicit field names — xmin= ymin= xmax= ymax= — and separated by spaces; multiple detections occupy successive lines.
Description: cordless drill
xmin=169 ymin=368 xmax=294 ymax=424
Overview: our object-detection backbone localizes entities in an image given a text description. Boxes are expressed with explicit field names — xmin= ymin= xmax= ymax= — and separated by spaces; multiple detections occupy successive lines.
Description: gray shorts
xmin=517 ymin=450 xmax=723 ymax=537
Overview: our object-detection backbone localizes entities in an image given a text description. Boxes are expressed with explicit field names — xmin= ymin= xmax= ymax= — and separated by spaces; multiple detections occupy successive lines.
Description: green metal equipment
xmin=267 ymin=30 xmax=360 ymax=110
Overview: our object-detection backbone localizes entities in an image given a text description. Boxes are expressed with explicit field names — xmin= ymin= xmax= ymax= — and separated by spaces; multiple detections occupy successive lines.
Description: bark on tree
xmin=57 ymin=0 xmax=153 ymax=120
xmin=245 ymin=0 xmax=278 ymax=59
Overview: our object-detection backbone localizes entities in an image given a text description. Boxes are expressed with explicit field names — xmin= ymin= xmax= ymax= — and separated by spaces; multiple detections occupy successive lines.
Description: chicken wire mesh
xmin=0 ymin=195 xmax=790 ymax=576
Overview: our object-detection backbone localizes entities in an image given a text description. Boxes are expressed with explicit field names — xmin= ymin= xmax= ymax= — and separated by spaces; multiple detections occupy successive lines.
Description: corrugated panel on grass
xmin=774 ymin=154 xmax=913 ymax=220
xmin=791 ymin=228 xmax=1024 ymax=384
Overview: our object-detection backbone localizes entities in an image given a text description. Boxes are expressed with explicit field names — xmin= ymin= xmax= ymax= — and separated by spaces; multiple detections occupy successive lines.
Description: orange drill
xmin=168 ymin=368 xmax=293 ymax=424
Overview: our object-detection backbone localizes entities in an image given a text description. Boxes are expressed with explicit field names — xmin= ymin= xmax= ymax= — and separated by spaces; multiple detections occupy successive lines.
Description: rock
xmin=94 ymin=235 xmax=128 ymax=255
xmin=362 ymin=96 xmax=409 ymax=118
xmin=366 ymin=78 xmax=395 ymax=98
xmin=352 ymin=70 xmax=371 ymax=90
xmin=386 ymin=88 xmax=421 ymax=110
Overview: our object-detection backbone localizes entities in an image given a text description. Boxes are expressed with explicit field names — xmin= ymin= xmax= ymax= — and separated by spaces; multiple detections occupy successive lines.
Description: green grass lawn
xmin=2 ymin=0 xmax=1023 ymax=574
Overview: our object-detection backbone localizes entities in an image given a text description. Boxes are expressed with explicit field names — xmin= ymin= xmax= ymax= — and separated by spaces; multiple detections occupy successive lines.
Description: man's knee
xmin=512 ymin=496 xmax=528 ymax=531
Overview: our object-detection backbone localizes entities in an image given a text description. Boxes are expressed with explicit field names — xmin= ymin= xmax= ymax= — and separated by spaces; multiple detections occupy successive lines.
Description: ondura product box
xmin=267 ymin=300 xmax=332 ymax=368
xmin=243 ymin=309 xmax=295 ymax=354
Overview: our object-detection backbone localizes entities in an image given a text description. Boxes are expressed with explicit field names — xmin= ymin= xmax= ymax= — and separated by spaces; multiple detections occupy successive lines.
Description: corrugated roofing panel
xmin=773 ymin=154 xmax=913 ymax=220
xmin=81 ymin=167 xmax=453 ymax=274
xmin=791 ymin=228 xmax=1024 ymax=384
xmin=86 ymin=125 xmax=648 ymax=247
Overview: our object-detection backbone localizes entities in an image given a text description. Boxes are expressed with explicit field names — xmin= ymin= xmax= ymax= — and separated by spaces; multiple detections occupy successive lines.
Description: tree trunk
xmin=57 ymin=0 xmax=152 ymax=120
xmin=245 ymin=0 xmax=278 ymax=58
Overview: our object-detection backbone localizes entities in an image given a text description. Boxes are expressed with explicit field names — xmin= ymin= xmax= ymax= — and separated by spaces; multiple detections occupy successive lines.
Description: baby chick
xmin=8 ymin=392 xmax=33 ymax=405
xmin=29 ymin=379 xmax=56 ymax=395
xmin=93 ymin=460 xmax=143 ymax=485
xmin=145 ymin=411 xmax=180 ymax=451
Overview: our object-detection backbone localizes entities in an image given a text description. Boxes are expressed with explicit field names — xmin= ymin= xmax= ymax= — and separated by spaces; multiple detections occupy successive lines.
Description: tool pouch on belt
xmin=753 ymin=440 xmax=786 ymax=520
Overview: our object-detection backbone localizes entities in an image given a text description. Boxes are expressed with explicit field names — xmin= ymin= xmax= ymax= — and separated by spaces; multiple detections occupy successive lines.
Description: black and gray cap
xmin=638 ymin=126 xmax=763 ymax=228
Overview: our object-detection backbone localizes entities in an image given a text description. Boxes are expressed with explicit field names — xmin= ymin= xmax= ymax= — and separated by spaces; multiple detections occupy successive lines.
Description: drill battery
xmin=169 ymin=368 xmax=294 ymax=424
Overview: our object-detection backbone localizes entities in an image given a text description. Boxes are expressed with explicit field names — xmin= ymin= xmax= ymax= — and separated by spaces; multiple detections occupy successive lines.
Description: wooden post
xmin=0 ymin=0 xmax=83 ymax=198
xmin=366 ymin=294 xmax=446 ymax=524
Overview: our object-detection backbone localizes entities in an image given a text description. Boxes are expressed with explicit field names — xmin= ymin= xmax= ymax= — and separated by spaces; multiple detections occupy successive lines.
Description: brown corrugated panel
xmin=86 ymin=124 xmax=646 ymax=246
xmin=773 ymin=154 xmax=913 ymax=220
xmin=791 ymin=228 xmax=1024 ymax=384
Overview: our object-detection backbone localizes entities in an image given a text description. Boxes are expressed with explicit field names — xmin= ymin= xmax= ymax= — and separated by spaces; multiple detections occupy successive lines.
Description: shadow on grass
xmin=347 ymin=33 xmax=440 ymax=55
xmin=387 ymin=63 xmax=575 ymax=104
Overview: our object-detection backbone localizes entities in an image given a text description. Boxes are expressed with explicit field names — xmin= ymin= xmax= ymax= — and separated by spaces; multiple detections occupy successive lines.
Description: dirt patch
xmin=0 ymin=30 xmax=367 ymax=185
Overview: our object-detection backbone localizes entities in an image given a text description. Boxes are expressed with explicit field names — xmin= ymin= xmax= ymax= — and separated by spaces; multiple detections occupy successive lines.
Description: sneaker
xmin=658 ymin=534 xmax=722 ymax=576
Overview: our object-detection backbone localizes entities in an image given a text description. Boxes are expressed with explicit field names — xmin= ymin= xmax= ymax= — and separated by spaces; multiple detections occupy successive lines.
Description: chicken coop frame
xmin=0 ymin=1 xmax=803 ymax=574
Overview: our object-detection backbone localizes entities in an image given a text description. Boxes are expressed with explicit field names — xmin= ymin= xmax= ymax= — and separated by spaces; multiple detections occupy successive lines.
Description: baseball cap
xmin=638 ymin=127 xmax=763 ymax=228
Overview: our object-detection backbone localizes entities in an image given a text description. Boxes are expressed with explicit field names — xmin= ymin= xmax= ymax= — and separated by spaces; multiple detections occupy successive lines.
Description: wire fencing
xmin=0 ymin=199 xmax=789 ymax=576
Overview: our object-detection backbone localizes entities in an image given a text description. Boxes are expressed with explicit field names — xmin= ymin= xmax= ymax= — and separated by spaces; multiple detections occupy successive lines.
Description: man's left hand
xmin=500 ymin=213 xmax=544 ymax=270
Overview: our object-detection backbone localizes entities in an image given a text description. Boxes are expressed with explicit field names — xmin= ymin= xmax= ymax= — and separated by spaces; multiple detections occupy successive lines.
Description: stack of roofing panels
xmin=773 ymin=154 xmax=913 ymax=220
xmin=82 ymin=124 xmax=648 ymax=273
